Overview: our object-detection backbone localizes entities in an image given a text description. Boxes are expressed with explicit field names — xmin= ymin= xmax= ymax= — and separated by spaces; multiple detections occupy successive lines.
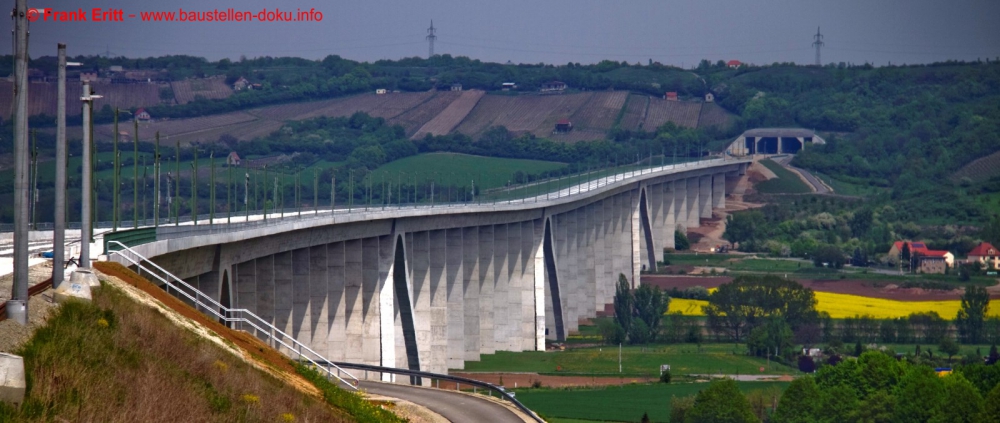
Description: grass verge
xmin=295 ymin=364 xmax=406 ymax=423
xmin=756 ymin=159 xmax=812 ymax=194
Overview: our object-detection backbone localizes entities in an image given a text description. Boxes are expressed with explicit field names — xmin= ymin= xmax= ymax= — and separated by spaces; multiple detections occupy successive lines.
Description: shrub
xmin=799 ymin=355 xmax=817 ymax=373
xmin=660 ymin=369 xmax=672 ymax=384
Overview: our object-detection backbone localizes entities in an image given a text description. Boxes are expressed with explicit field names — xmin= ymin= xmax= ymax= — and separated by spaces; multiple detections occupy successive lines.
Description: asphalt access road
xmin=360 ymin=380 xmax=524 ymax=423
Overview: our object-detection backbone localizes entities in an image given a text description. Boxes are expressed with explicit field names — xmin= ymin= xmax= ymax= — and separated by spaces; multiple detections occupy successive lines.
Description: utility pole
xmin=53 ymin=44 xmax=77 ymax=288
xmin=426 ymin=20 xmax=437 ymax=58
xmin=9 ymin=0 xmax=30 ymax=324
xmin=192 ymin=149 xmax=198 ymax=225
xmin=209 ymin=152 xmax=215 ymax=225
xmin=133 ymin=118 xmax=139 ymax=228
xmin=30 ymin=130 xmax=38 ymax=230
xmin=174 ymin=140 xmax=180 ymax=226
xmin=154 ymin=132 xmax=160 ymax=227
xmin=244 ymin=171 xmax=250 ymax=222
xmin=80 ymin=84 xmax=101 ymax=269
xmin=812 ymin=27 xmax=824 ymax=66
xmin=112 ymin=109 xmax=119 ymax=230
xmin=141 ymin=157 xmax=147 ymax=224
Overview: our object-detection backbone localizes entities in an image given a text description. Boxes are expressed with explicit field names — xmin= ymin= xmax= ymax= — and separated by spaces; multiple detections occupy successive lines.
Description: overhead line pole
xmin=9 ymin=0 xmax=30 ymax=324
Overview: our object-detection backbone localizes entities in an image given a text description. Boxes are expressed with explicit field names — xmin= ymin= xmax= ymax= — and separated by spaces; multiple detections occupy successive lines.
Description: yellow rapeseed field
xmin=666 ymin=292 xmax=1000 ymax=319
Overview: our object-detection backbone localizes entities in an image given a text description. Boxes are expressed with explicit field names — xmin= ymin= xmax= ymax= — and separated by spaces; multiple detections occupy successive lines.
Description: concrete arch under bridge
xmin=113 ymin=159 xmax=748 ymax=383
xmin=726 ymin=128 xmax=826 ymax=156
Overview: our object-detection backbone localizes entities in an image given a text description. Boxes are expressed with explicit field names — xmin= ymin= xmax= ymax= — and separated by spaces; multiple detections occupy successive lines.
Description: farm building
xmin=968 ymin=242 xmax=1000 ymax=269
xmin=727 ymin=60 xmax=742 ymax=69
xmin=705 ymin=93 xmax=715 ymax=102
xmin=541 ymin=81 xmax=567 ymax=92
xmin=135 ymin=108 xmax=151 ymax=121
xmin=501 ymin=82 xmax=517 ymax=91
xmin=887 ymin=241 xmax=954 ymax=268
xmin=450 ymin=83 xmax=462 ymax=91
xmin=918 ymin=253 xmax=948 ymax=274
xmin=227 ymin=152 xmax=241 ymax=166
xmin=555 ymin=118 xmax=573 ymax=133
xmin=233 ymin=77 xmax=249 ymax=91
xmin=665 ymin=92 xmax=678 ymax=101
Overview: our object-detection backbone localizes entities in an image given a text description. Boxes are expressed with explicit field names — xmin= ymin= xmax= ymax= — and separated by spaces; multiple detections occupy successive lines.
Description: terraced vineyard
xmin=0 ymin=81 xmax=163 ymax=117
xmin=90 ymin=111 xmax=259 ymax=142
xmin=697 ymin=101 xmax=735 ymax=129
xmin=455 ymin=93 xmax=592 ymax=138
xmin=618 ymin=94 xmax=649 ymax=131
xmin=170 ymin=76 xmax=233 ymax=104
xmin=388 ymin=91 xmax=462 ymax=136
xmin=952 ymin=149 xmax=1000 ymax=183
xmin=645 ymin=97 xmax=702 ymax=129
xmin=565 ymin=91 xmax=628 ymax=131
xmin=411 ymin=90 xmax=486 ymax=139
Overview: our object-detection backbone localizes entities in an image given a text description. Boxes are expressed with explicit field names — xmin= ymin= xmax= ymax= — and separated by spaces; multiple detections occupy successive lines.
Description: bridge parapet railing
xmin=106 ymin=241 xmax=361 ymax=390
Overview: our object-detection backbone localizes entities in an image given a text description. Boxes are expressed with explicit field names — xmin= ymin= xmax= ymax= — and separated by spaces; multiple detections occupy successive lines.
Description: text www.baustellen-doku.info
xmin=27 ymin=7 xmax=323 ymax=23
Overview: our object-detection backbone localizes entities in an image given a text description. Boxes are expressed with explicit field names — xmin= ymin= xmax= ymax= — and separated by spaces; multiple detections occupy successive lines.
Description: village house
xmin=135 ymin=108 xmax=151 ymax=121
xmin=541 ymin=81 xmax=567 ymax=92
xmin=501 ymin=82 xmax=517 ymax=91
xmin=887 ymin=241 xmax=954 ymax=274
xmin=233 ymin=77 xmax=249 ymax=91
xmin=450 ymin=83 xmax=462 ymax=91
xmin=555 ymin=118 xmax=573 ymax=133
xmin=79 ymin=72 xmax=98 ymax=82
xmin=705 ymin=93 xmax=715 ymax=102
xmin=665 ymin=92 xmax=678 ymax=101
xmin=376 ymin=88 xmax=388 ymax=95
xmin=727 ymin=60 xmax=742 ymax=69
xmin=227 ymin=152 xmax=241 ymax=167
xmin=967 ymin=242 xmax=1000 ymax=270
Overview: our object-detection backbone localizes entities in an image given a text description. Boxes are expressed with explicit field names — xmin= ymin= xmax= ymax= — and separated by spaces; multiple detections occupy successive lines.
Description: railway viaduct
xmin=115 ymin=158 xmax=749 ymax=380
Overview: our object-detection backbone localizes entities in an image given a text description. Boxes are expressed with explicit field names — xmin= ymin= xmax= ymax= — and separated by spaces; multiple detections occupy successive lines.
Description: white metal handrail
xmin=106 ymin=240 xmax=361 ymax=390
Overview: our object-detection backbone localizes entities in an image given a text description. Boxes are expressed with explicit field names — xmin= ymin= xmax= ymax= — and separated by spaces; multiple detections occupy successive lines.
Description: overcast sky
xmin=10 ymin=0 xmax=1000 ymax=67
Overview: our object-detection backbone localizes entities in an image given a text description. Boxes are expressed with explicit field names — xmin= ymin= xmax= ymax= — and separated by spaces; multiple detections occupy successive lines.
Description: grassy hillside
xmin=755 ymin=159 xmax=812 ymax=194
xmin=0 ymin=263 xmax=403 ymax=423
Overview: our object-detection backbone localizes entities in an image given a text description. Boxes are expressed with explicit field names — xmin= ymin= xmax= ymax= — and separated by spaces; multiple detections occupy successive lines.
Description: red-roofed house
xmin=135 ymin=108 xmax=151 ymax=121
xmin=727 ymin=60 xmax=742 ymax=69
xmin=665 ymin=92 xmax=678 ymax=101
xmin=555 ymin=118 xmax=573 ymax=133
xmin=227 ymin=151 xmax=241 ymax=167
xmin=888 ymin=241 xmax=954 ymax=272
xmin=968 ymin=242 xmax=1000 ymax=269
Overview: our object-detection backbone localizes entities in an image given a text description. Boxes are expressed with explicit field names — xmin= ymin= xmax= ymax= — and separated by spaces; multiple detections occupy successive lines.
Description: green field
xmin=459 ymin=343 xmax=797 ymax=377
xmin=364 ymin=152 xmax=567 ymax=189
xmin=755 ymin=159 xmax=812 ymax=194
xmin=516 ymin=381 xmax=789 ymax=423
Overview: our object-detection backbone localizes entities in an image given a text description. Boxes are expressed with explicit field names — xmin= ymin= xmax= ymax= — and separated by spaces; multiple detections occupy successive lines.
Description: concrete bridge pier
xmin=113 ymin=160 xmax=747 ymax=385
